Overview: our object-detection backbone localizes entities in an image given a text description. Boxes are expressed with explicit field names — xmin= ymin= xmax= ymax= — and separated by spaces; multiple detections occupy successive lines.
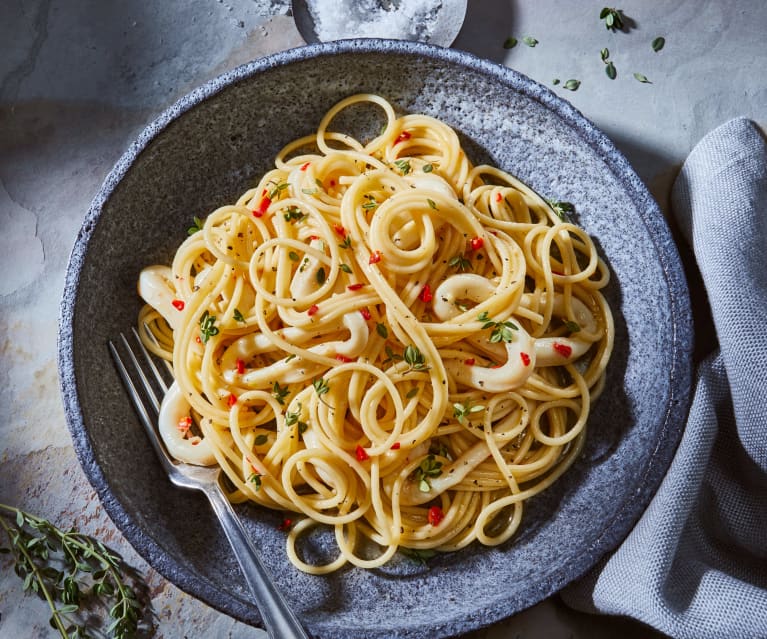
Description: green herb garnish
xmin=452 ymin=400 xmax=485 ymax=425
xmin=248 ymin=473 xmax=262 ymax=490
xmin=376 ymin=322 xmax=388 ymax=339
xmin=316 ymin=267 xmax=326 ymax=286
xmin=394 ymin=159 xmax=412 ymax=175
xmin=448 ymin=254 xmax=472 ymax=271
xmin=422 ymin=163 xmax=434 ymax=173
xmin=283 ymin=206 xmax=305 ymax=222
xmin=233 ymin=308 xmax=245 ymax=323
xmin=187 ymin=215 xmax=204 ymax=235
xmin=599 ymin=7 xmax=624 ymax=31
xmin=522 ymin=36 xmax=538 ymax=47
xmin=340 ymin=263 xmax=353 ymax=274
xmin=477 ymin=311 xmax=518 ymax=343
xmin=272 ymin=381 xmax=290 ymax=405
xmin=503 ymin=37 xmax=517 ymax=49
xmin=0 ymin=504 xmax=148 ymax=639
xmin=563 ymin=79 xmax=581 ymax=91
xmin=403 ymin=344 xmax=430 ymax=373
xmin=652 ymin=36 xmax=665 ymax=52
xmin=414 ymin=455 xmax=443 ymax=492
xmin=633 ymin=72 xmax=652 ymax=83
xmin=268 ymin=182 xmax=289 ymax=199
xmin=545 ymin=198 xmax=575 ymax=221
xmin=199 ymin=310 xmax=219 ymax=343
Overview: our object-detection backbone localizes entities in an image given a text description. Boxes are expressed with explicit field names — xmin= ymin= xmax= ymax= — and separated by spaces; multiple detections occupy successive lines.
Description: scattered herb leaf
xmin=199 ymin=310 xmax=219 ymax=343
xmin=272 ymin=382 xmax=290 ymax=405
xmin=453 ymin=401 xmax=486 ymax=425
xmin=606 ymin=61 xmax=617 ymax=79
xmin=414 ymin=454 xmax=443 ymax=492
xmin=633 ymin=72 xmax=651 ymax=83
xmin=600 ymin=7 xmax=624 ymax=31
xmin=503 ymin=36 xmax=517 ymax=49
xmin=522 ymin=36 xmax=538 ymax=47
xmin=652 ymin=36 xmax=665 ymax=52
xmin=563 ymin=79 xmax=581 ymax=91
xmin=187 ymin=216 xmax=204 ymax=235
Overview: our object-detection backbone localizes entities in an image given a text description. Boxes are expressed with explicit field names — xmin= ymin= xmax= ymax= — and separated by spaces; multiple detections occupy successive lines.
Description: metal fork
xmin=108 ymin=328 xmax=310 ymax=639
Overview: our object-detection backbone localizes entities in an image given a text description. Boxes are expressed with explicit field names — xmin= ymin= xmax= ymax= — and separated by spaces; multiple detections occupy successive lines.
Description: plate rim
xmin=58 ymin=38 xmax=694 ymax=637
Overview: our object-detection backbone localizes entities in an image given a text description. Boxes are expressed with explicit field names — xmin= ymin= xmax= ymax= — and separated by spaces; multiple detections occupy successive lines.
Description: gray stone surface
xmin=1 ymin=1 xmax=765 ymax=638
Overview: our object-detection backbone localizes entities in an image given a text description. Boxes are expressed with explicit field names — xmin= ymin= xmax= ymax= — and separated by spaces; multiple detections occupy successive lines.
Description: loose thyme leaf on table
xmin=563 ymin=79 xmax=581 ymax=91
xmin=522 ymin=36 xmax=538 ymax=47
xmin=600 ymin=7 xmax=625 ymax=31
xmin=633 ymin=72 xmax=652 ymax=83
xmin=652 ymin=36 xmax=666 ymax=52
xmin=503 ymin=36 xmax=517 ymax=49
xmin=0 ymin=503 xmax=150 ymax=639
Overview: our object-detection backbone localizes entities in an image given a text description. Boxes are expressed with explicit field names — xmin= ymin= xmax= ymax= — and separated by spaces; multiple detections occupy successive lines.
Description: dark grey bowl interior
xmin=59 ymin=40 xmax=693 ymax=639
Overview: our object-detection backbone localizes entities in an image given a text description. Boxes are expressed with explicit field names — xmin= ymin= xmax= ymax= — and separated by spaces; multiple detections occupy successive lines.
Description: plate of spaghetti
xmin=60 ymin=41 xmax=692 ymax=639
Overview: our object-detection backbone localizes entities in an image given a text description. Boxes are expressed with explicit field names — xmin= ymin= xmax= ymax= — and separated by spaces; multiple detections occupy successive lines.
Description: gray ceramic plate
xmin=59 ymin=41 xmax=693 ymax=639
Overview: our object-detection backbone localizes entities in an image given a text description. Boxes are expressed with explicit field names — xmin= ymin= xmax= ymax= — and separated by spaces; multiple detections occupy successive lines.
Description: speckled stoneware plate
xmin=59 ymin=40 xmax=693 ymax=639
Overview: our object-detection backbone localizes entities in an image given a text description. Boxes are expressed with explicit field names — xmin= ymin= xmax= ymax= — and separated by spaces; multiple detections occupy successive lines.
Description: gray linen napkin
xmin=562 ymin=117 xmax=767 ymax=638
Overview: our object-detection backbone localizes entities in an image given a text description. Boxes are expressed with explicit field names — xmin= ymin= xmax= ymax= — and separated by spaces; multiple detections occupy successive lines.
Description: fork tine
xmin=108 ymin=335 xmax=176 ymax=474
xmin=131 ymin=325 xmax=170 ymax=394
xmin=119 ymin=332 xmax=162 ymax=414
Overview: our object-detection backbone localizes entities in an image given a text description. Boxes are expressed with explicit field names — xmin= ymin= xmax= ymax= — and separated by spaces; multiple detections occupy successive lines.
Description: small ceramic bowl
xmin=59 ymin=40 xmax=693 ymax=639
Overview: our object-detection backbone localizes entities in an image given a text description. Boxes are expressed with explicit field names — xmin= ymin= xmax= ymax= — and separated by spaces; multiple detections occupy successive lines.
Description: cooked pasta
xmin=137 ymin=94 xmax=614 ymax=574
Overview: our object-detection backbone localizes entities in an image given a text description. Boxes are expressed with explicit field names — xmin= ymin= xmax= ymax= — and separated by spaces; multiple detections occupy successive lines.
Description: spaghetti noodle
xmin=137 ymin=94 xmax=614 ymax=573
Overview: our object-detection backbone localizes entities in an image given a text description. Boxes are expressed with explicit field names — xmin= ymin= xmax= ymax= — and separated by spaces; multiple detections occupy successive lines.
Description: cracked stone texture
xmin=0 ymin=1 xmax=765 ymax=638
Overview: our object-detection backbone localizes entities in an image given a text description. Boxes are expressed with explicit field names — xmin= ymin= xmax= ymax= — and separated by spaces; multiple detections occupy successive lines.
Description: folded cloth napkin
xmin=561 ymin=117 xmax=767 ymax=639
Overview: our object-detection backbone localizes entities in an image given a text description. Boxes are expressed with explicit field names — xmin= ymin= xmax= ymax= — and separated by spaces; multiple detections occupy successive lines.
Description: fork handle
xmin=203 ymin=485 xmax=310 ymax=639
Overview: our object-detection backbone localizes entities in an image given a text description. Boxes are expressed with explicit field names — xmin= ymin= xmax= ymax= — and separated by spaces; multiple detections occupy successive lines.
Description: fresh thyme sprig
xmin=477 ymin=311 xmax=519 ymax=343
xmin=0 ymin=504 xmax=149 ymax=639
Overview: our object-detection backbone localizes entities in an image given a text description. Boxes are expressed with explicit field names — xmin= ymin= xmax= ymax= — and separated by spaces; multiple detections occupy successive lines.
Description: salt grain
xmin=306 ymin=0 xmax=451 ymax=44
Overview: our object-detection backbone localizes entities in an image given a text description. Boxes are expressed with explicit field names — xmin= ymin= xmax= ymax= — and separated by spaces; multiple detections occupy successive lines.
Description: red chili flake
xmin=355 ymin=445 xmax=370 ymax=461
xmin=464 ymin=358 xmax=475 ymax=366
xmin=419 ymin=284 xmax=433 ymax=303
xmin=309 ymin=235 xmax=319 ymax=241
xmin=469 ymin=236 xmax=484 ymax=251
xmin=171 ymin=299 xmax=185 ymax=311
xmin=236 ymin=358 xmax=246 ymax=374
xmin=520 ymin=352 xmax=531 ymax=367
xmin=307 ymin=304 xmax=319 ymax=316
xmin=369 ymin=250 xmax=383 ymax=264
xmin=334 ymin=224 xmax=347 ymax=237
xmin=189 ymin=436 xmax=202 ymax=446
xmin=278 ymin=518 xmax=293 ymax=531
xmin=227 ymin=393 xmax=237 ymax=407
xmin=347 ymin=283 xmax=364 ymax=291
xmin=390 ymin=442 xmax=401 ymax=450
xmin=177 ymin=416 xmax=192 ymax=433
xmin=495 ymin=192 xmax=502 ymax=202
xmin=253 ymin=195 xmax=271 ymax=217
xmin=553 ymin=342 xmax=573 ymax=358
xmin=359 ymin=308 xmax=371 ymax=320
xmin=300 ymin=162 xmax=310 ymax=171
xmin=395 ymin=131 xmax=411 ymax=143
xmin=329 ymin=179 xmax=336 ymax=187
xmin=335 ymin=354 xmax=353 ymax=363
xmin=195 ymin=336 xmax=202 ymax=344
xmin=428 ymin=505 xmax=445 ymax=526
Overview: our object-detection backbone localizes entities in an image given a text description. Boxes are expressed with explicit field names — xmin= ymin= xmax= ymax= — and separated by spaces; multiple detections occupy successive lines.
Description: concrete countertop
xmin=1 ymin=1 xmax=765 ymax=637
